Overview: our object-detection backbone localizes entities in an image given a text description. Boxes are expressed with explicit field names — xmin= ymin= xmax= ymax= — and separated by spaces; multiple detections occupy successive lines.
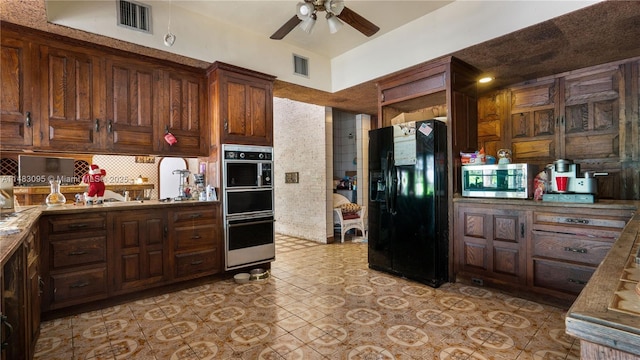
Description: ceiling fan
xmin=270 ymin=0 xmax=380 ymax=40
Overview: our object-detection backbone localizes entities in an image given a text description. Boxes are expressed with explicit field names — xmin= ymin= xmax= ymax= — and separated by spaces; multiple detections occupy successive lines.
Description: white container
xmin=206 ymin=185 xmax=216 ymax=201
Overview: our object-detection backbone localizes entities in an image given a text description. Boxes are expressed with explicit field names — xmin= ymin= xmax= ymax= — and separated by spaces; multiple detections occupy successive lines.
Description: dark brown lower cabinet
xmin=454 ymin=200 xmax=634 ymax=304
xmin=110 ymin=210 xmax=167 ymax=294
xmin=39 ymin=203 xmax=222 ymax=316
xmin=455 ymin=205 xmax=529 ymax=287
xmin=1 ymin=245 xmax=27 ymax=360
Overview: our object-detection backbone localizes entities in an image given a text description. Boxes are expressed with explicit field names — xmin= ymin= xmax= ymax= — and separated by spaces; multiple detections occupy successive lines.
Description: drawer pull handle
xmin=191 ymin=234 xmax=201 ymax=239
xmin=70 ymin=281 xmax=90 ymax=288
xmin=1 ymin=313 xmax=13 ymax=350
xmin=68 ymin=223 xmax=89 ymax=229
xmin=564 ymin=247 xmax=587 ymax=254
xmin=68 ymin=250 xmax=88 ymax=256
xmin=189 ymin=213 xmax=202 ymax=219
xmin=568 ymin=278 xmax=587 ymax=285
xmin=565 ymin=218 xmax=590 ymax=225
xmin=190 ymin=260 xmax=203 ymax=265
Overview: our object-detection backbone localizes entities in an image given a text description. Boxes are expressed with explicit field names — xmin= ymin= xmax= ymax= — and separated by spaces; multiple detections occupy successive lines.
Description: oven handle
xmin=224 ymin=187 xmax=273 ymax=192
xmin=228 ymin=219 xmax=275 ymax=227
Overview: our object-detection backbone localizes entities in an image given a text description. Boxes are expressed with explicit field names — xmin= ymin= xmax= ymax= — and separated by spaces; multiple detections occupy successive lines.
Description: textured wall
xmin=273 ymin=98 xmax=329 ymax=243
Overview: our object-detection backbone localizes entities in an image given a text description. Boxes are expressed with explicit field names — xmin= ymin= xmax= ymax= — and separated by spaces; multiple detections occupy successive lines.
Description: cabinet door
xmin=158 ymin=70 xmax=207 ymax=155
xmin=562 ymin=65 xmax=622 ymax=161
xmin=105 ymin=59 xmax=157 ymax=154
xmin=0 ymin=35 xmax=35 ymax=149
xmin=509 ymin=80 xmax=558 ymax=163
xmin=222 ymin=72 xmax=273 ymax=146
xmin=1 ymin=245 xmax=27 ymax=360
xmin=110 ymin=210 xmax=167 ymax=293
xmin=455 ymin=205 xmax=528 ymax=284
xmin=39 ymin=45 xmax=104 ymax=151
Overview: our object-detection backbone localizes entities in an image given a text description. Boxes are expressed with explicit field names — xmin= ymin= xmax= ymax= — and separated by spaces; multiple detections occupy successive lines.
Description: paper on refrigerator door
xmin=393 ymin=123 xmax=417 ymax=166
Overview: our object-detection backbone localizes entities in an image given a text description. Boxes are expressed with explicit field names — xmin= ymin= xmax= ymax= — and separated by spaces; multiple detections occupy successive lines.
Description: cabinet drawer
xmin=175 ymin=249 xmax=219 ymax=277
xmin=50 ymin=236 xmax=107 ymax=268
xmin=171 ymin=208 xmax=216 ymax=223
xmin=46 ymin=213 xmax=106 ymax=233
xmin=533 ymin=259 xmax=594 ymax=295
xmin=174 ymin=224 xmax=216 ymax=250
xmin=51 ymin=267 xmax=107 ymax=304
xmin=533 ymin=212 xmax=628 ymax=229
xmin=532 ymin=231 xmax=613 ymax=265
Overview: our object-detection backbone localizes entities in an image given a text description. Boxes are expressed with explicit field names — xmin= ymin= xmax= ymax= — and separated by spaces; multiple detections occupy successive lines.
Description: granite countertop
xmin=565 ymin=213 xmax=640 ymax=356
xmin=453 ymin=196 xmax=640 ymax=210
xmin=0 ymin=206 xmax=42 ymax=265
xmin=0 ymin=200 xmax=219 ymax=265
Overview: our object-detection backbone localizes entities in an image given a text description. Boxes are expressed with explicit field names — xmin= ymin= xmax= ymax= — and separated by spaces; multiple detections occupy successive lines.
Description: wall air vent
xmin=117 ymin=0 xmax=152 ymax=33
xmin=293 ymin=54 xmax=309 ymax=78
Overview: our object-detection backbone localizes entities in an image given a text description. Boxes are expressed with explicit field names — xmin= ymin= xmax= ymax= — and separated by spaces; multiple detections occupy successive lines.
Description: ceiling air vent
xmin=293 ymin=54 xmax=309 ymax=78
xmin=117 ymin=0 xmax=152 ymax=33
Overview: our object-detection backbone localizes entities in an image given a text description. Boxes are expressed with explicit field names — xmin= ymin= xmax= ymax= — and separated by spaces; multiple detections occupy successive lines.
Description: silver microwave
xmin=461 ymin=163 xmax=537 ymax=199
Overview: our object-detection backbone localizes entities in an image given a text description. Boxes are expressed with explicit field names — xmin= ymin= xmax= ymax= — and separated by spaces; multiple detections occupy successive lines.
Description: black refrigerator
xmin=368 ymin=119 xmax=448 ymax=287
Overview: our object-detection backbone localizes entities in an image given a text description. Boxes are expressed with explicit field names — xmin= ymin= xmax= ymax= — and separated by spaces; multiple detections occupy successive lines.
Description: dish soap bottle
xmin=45 ymin=179 xmax=66 ymax=206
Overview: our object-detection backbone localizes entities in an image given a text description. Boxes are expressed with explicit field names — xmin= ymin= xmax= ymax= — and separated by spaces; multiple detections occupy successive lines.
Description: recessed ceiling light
xmin=478 ymin=77 xmax=494 ymax=84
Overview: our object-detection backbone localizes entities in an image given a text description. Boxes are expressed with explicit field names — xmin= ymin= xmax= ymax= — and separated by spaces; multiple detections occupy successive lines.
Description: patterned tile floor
xmin=34 ymin=234 xmax=579 ymax=359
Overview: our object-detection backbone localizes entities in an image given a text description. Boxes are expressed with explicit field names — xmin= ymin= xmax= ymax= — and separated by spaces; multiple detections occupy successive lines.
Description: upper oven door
xmin=225 ymin=162 xmax=259 ymax=188
xmin=225 ymin=188 xmax=273 ymax=216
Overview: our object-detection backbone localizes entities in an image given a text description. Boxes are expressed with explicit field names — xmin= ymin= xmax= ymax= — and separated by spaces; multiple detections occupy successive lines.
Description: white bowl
xmin=234 ymin=273 xmax=250 ymax=284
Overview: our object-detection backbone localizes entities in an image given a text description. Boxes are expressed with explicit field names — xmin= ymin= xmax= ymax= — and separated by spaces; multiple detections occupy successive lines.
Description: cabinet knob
xmin=107 ymin=120 xmax=113 ymax=133
xmin=95 ymin=119 xmax=100 ymax=132
xmin=25 ymin=111 xmax=32 ymax=127
xmin=224 ymin=119 xmax=228 ymax=131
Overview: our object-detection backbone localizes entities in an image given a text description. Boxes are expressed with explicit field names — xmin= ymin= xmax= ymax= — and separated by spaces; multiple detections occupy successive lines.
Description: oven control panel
xmin=224 ymin=150 xmax=272 ymax=161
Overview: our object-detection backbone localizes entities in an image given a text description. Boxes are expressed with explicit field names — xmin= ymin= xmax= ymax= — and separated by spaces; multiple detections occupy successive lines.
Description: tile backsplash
xmin=92 ymin=155 xmax=200 ymax=200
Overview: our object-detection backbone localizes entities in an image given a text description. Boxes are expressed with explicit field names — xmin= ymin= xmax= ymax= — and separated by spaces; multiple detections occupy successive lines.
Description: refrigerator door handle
xmin=386 ymin=151 xmax=397 ymax=215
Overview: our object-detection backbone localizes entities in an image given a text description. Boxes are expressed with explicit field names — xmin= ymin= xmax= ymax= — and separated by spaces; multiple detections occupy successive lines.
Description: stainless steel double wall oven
xmin=222 ymin=144 xmax=275 ymax=270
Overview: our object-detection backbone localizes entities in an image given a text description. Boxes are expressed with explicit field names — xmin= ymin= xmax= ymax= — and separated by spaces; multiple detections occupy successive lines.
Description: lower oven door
xmin=225 ymin=215 xmax=275 ymax=270
xmin=225 ymin=188 xmax=273 ymax=216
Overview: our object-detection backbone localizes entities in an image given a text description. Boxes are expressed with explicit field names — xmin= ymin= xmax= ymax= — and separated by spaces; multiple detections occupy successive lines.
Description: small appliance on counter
xmin=172 ymin=169 xmax=191 ymax=200
xmin=542 ymin=159 xmax=608 ymax=203
xmin=461 ymin=163 xmax=537 ymax=199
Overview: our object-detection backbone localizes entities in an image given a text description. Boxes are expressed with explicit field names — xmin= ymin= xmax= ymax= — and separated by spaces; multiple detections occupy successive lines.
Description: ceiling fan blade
xmin=337 ymin=6 xmax=380 ymax=37
xmin=270 ymin=15 xmax=302 ymax=40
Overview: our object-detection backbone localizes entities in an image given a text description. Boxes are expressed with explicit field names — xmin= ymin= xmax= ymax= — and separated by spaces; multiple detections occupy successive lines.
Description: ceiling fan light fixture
xmin=296 ymin=2 xmax=314 ymax=20
xmin=299 ymin=13 xmax=317 ymax=33
xmin=326 ymin=13 xmax=343 ymax=34
xmin=324 ymin=0 xmax=345 ymax=15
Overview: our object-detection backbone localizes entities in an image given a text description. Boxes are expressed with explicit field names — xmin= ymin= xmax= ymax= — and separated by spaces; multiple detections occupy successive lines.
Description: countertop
xmin=453 ymin=196 xmax=640 ymax=211
xmin=565 ymin=212 xmax=640 ymax=356
xmin=0 ymin=199 xmax=219 ymax=266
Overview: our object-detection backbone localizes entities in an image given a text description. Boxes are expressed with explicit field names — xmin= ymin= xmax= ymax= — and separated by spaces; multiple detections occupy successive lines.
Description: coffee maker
xmin=544 ymin=159 xmax=607 ymax=202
